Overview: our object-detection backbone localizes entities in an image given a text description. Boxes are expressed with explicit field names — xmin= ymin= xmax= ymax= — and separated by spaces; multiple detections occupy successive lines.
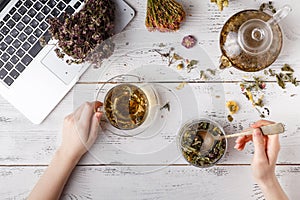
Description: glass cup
xmin=177 ymin=118 xmax=227 ymax=168
xmin=96 ymin=75 xmax=160 ymax=137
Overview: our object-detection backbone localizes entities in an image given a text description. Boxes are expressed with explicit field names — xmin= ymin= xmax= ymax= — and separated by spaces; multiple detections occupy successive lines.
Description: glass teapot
xmin=219 ymin=5 xmax=292 ymax=72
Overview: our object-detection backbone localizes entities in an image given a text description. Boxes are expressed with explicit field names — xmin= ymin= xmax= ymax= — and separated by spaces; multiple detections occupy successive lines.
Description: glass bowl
xmin=177 ymin=118 xmax=227 ymax=168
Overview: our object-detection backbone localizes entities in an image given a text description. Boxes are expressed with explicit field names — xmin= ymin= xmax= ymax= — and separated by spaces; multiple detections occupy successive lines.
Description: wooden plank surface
xmin=1 ymin=83 xmax=299 ymax=165
xmin=1 ymin=0 xmax=300 ymax=199
xmin=0 ymin=166 xmax=299 ymax=200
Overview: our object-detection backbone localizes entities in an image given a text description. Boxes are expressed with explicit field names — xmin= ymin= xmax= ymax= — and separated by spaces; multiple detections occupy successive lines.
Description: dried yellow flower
xmin=211 ymin=0 xmax=229 ymax=11
xmin=226 ymin=101 xmax=239 ymax=114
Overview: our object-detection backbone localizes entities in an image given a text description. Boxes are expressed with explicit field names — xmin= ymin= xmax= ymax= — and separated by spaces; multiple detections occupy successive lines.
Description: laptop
xmin=0 ymin=0 xmax=135 ymax=124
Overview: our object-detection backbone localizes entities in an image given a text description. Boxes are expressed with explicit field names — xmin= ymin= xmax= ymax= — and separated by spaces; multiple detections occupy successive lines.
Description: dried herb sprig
xmin=265 ymin=64 xmax=299 ymax=89
xmin=240 ymin=77 xmax=269 ymax=118
xmin=145 ymin=0 xmax=186 ymax=32
xmin=154 ymin=48 xmax=199 ymax=73
xmin=48 ymin=0 xmax=115 ymax=64
xmin=211 ymin=0 xmax=228 ymax=11
xmin=259 ymin=1 xmax=276 ymax=13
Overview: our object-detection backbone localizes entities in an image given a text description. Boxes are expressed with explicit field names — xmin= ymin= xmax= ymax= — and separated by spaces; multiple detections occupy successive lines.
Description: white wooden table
xmin=1 ymin=0 xmax=300 ymax=199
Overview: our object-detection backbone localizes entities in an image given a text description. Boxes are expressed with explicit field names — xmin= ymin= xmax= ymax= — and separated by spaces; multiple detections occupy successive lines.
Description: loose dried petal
xmin=226 ymin=101 xmax=239 ymax=114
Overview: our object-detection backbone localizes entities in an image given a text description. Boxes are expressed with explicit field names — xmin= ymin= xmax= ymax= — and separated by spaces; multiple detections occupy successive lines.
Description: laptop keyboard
xmin=0 ymin=0 xmax=84 ymax=87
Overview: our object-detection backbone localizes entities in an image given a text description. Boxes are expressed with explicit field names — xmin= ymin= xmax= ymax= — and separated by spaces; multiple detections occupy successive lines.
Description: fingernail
xmin=95 ymin=112 xmax=101 ymax=122
xmin=234 ymin=144 xmax=239 ymax=149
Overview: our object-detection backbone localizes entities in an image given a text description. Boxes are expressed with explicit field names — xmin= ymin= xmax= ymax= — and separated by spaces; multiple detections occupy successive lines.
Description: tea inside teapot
xmin=220 ymin=5 xmax=291 ymax=72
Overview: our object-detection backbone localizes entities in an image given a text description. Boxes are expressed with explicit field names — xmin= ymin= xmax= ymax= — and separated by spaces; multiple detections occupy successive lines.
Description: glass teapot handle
xmin=267 ymin=5 xmax=292 ymax=27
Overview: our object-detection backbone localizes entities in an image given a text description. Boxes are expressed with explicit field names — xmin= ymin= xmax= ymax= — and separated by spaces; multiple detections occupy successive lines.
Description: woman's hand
xmin=235 ymin=120 xmax=279 ymax=184
xmin=58 ymin=101 xmax=103 ymax=162
xmin=234 ymin=120 xmax=288 ymax=200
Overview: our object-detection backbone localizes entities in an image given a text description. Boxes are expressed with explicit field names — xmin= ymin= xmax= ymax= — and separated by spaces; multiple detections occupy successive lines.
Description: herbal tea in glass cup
xmin=96 ymin=76 xmax=160 ymax=136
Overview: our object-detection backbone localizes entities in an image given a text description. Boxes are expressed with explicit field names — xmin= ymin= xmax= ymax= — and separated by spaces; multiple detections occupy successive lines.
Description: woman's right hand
xmin=235 ymin=120 xmax=280 ymax=185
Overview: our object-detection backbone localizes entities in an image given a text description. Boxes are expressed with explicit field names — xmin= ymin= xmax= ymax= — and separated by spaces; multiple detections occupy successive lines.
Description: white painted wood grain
xmin=1 ymin=82 xmax=299 ymax=165
xmin=79 ymin=0 xmax=300 ymax=82
xmin=1 ymin=0 xmax=300 ymax=199
xmin=0 ymin=166 xmax=298 ymax=200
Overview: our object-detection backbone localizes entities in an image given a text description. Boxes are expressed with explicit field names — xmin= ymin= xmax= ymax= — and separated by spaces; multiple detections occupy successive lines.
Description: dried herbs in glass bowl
xmin=178 ymin=118 xmax=227 ymax=168
xmin=47 ymin=0 xmax=115 ymax=64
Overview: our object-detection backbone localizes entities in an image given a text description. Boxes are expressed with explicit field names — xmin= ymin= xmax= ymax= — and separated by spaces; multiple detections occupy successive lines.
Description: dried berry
xmin=145 ymin=0 xmax=186 ymax=32
xmin=48 ymin=0 xmax=115 ymax=64
xmin=181 ymin=35 xmax=197 ymax=49
xmin=227 ymin=115 xmax=233 ymax=122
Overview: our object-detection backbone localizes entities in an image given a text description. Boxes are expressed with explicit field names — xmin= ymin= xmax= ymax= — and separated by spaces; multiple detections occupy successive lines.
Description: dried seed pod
xmin=145 ymin=0 xmax=186 ymax=32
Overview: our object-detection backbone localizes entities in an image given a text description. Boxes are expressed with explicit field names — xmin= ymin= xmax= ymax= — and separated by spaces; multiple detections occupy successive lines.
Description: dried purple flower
xmin=181 ymin=35 xmax=197 ymax=49
xmin=48 ymin=0 xmax=115 ymax=64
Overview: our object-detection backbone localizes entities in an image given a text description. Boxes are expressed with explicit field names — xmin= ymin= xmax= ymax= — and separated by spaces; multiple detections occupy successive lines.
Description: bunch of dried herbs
xmin=264 ymin=64 xmax=299 ymax=89
xmin=47 ymin=0 xmax=115 ymax=64
xmin=180 ymin=121 xmax=226 ymax=168
xmin=145 ymin=0 xmax=186 ymax=32
xmin=211 ymin=0 xmax=228 ymax=11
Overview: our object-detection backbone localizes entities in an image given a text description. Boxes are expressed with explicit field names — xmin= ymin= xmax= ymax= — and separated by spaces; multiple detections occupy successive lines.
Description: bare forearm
xmin=28 ymin=149 xmax=80 ymax=200
xmin=259 ymin=177 xmax=289 ymax=200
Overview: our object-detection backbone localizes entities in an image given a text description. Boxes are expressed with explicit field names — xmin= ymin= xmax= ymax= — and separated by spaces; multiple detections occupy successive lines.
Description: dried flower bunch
xmin=48 ymin=0 xmax=115 ymax=64
xmin=145 ymin=0 xmax=186 ymax=32
xmin=211 ymin=0 xmax=228 ymax=11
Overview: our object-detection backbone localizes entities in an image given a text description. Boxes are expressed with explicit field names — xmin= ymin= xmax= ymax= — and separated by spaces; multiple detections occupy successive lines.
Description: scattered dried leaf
xmin=176 ymin=82 xmax=187 ymax=90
